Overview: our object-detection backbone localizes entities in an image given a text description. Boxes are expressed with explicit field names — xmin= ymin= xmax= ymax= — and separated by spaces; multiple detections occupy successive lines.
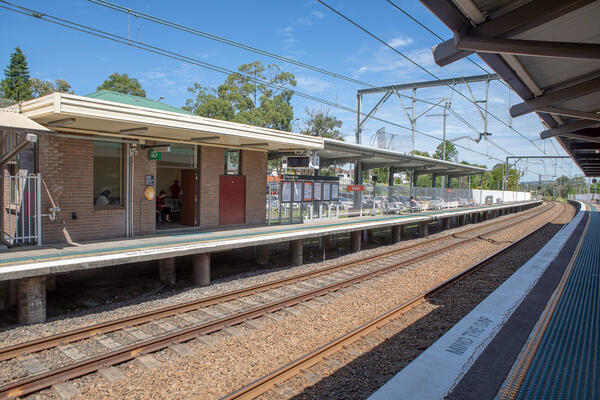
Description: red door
xmin=180 ymin=169 xmax=197 ymax=226
xmin=219 ymin=175 xmax=245 ymax=225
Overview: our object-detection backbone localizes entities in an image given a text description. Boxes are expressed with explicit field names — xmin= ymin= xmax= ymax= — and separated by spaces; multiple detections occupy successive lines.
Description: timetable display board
xmin=331 ymin=183 xmax=339 ymax=200
xmin=281 ymin=181 xmax=292 ymax=202
xmin=293 ymin=182 xmax=303 ymax=202
xmin=323 ymin=183 xmax=331 ymax=201
xmin=313 ymin=182 xmax=322 ymax=201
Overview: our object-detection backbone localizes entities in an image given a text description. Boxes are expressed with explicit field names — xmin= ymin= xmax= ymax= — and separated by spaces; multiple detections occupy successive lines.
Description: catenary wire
xmin=0 ymin=0 xmax=504 ymax=163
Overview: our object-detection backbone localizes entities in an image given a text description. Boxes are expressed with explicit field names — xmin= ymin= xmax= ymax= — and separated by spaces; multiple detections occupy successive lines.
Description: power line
xmin=317 ymin=0 xmax=573 ymax=176
xmin=0 ymin=0 xmax=502 ymax=163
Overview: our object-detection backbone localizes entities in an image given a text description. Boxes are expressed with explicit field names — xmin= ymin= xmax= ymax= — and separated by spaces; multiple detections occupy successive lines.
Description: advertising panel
xmin=303 ymin=182 xmax=313 ymax=202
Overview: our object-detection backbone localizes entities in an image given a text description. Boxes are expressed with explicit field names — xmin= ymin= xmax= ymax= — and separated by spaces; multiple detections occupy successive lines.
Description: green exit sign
xmin=149 ymin=149 xmax=162 ymax=160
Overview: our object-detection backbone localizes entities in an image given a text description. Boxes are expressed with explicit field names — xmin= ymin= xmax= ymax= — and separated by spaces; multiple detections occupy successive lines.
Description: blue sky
xmin=0 ymin=0 xmax=579 ymax=180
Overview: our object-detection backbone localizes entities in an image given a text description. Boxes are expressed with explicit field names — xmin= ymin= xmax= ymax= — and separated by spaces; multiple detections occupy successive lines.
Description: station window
xmin=93 ymin=141 xmax=123 ymax=207
xmin=224 ymin=149 xmax=240 ymax=175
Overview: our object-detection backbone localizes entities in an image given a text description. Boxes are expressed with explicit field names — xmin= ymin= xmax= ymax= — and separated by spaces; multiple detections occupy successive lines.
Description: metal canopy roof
xmin=318 ymin=139 xmax=486 ymax=177
xmin=9 ymin=93 xmax=323 ymax=152
xmin=420 ymin=0 xmax=600 ymax=176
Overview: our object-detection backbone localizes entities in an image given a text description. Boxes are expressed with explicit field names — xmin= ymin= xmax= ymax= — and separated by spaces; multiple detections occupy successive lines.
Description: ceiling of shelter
xmin=421 ymin=0 xmax=600 ymax=176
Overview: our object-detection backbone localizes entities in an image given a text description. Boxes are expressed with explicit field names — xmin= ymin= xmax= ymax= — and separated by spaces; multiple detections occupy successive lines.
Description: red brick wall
xmin=199 ymin=146 xmax=223 ymax=229
xmin=241 ymin=150 xmax=267 ymax=226
xmin=38 ymin=135 xmax=156 ymax=244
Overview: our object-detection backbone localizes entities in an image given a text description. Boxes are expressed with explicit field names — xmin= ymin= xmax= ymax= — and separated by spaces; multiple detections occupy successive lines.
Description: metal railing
xmin=3 ymin=172 xmax=42 ymax=246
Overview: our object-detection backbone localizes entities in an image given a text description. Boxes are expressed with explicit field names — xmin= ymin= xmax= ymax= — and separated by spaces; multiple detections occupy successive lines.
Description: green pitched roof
xmin=85 ymin=90 xmax=193 ymax=115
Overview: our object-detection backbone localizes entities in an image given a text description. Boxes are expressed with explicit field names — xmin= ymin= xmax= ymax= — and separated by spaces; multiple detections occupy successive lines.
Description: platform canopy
xmin=419 ymin=0 xmax=600 ymax=176
xmin=9 ymin=92 xmax=324 ymax=152
xmin=317 ymin=139 xmax=486 ymax=177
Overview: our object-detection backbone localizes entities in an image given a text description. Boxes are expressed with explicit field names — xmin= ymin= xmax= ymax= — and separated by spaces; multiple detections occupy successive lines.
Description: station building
xmin=1 ymin=91 xmax=323 ymax=246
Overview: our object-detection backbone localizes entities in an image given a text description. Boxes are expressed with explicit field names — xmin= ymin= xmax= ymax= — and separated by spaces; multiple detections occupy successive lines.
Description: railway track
xmin=0 ymin=202 xmax=559 ymax=399
xmin=222 ymin=202 xmax=572 ymax=399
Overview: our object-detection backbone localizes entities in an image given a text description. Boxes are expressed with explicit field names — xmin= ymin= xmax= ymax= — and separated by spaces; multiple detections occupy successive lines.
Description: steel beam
xmin=357 ymin=74 xmax=497 ymax=94
xmin=540 ymin=120 xmax=600 ymax=139
xmin=428 ymin=0 xmax=594 ymax=66
xmin=455 ymin=35 xmax=600 ymax=60
xmin=511 ymin=76 xmax=600 ymax=118
xmin=536 ymin=107 xmax=600 ymax=122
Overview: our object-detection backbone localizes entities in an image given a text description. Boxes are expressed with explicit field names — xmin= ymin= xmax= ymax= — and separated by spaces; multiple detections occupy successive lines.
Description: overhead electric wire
xmin=318 ymin=0 xmax=573 ymax=176
xmin=0 ymin=0 xmax=502 ymax=163
xmin=89 ymin=0 xmax=497 ymax=147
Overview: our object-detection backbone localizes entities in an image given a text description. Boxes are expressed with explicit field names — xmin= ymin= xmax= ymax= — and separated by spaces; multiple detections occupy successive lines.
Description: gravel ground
xmin=21 ymin=202 xmax=566 ymax=400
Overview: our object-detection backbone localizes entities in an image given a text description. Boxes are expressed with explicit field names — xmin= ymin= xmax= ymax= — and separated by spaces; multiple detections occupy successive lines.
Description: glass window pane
xmin=224 ymin=149 xmax=240 ymax=175
xmin=94 ymin=141 xmax=123 ymax=206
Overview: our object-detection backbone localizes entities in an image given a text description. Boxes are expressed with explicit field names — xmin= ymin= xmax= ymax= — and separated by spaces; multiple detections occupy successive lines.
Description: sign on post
xmin=346 ymin=185 xmax=365 ymax=192
xmin=149 ymin=150 xmax=162 ymax=160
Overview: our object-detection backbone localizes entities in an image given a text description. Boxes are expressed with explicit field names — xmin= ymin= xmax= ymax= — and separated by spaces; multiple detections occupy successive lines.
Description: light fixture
xmin=190 ymin=136 xmax=220 ymax=142
xmin=120 ymin=127 xmax=148 ymax=135
xmin=240 ymin=142 xmax=269 ymax=147
xmin=47 ymin=118 xmax=75 ymax=127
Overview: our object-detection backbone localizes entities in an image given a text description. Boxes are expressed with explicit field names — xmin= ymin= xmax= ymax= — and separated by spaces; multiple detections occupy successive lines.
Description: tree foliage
xmin=184 ymin=61 xmax=296 ymax=131
xmin=300 ymin=107 xmax=343 ymax=140
xmin=1 ymin=47 xmax=32 ymax=101
xmin=98 ymin=73 xmax=146 ymax=97
xmin=31 ymin=78 xmax=74 ymax=98
xmin=432 ymin=140 xmax=458 ymax=162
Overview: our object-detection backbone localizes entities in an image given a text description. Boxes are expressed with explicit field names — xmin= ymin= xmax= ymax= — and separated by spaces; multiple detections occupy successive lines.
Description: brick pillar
xmin=351 ymin=231 xmax=362 ymax=252
xmin=290 ymin=239 xmax=303 ymax=266
xmin=159 ymin=258 xmax=176 ymax=286
xmin=193 ymin=253 xmax=210 ymax=286
xmin=391 ymin=225 xmax=401 ymax=243
xmin=17 ymin=276 xmax=46 ymax=324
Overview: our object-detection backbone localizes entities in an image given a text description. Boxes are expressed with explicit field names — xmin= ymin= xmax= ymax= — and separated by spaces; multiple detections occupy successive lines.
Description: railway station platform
xmin=369 ymin=200 xmax=597 ymax=400
xmin=0 ymin=200 xmax=539 ymax=324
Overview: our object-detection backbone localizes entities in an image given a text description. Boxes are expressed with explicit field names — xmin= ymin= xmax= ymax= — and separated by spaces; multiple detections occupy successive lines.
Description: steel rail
xmin=0 ymin=203 xmax=549 ymax=363
xmin=0 ymin=203 xmax=559 ymax=399
xmin=222 ymin=203 xmax=571 ymax=400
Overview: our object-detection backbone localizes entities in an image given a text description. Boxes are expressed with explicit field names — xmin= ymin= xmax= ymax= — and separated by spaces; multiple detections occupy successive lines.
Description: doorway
xmin=156 ymin=145 xmax=197 ymax=230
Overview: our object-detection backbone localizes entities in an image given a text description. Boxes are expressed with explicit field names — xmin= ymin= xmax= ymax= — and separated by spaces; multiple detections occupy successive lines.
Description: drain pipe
xmin=126 ymin=144 xmax=130 ymax=237
xmin=130 ymin=147 xmax=135 ymax=238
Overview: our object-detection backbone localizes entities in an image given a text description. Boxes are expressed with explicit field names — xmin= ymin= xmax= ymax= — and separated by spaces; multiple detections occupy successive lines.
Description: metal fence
xmin=568 ymin=193 xmax=600 ymax=201
xmin=3 ymin=173 xmax=42 ymax=246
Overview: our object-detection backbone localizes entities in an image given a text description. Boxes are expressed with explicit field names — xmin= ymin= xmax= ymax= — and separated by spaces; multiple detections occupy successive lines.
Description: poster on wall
xmin=323 ymin=183 xmax=331 ymax=201
xmin=314 ymin=182 xmax=322 ymax=201
xmin=331 ymin=183 xmax=339 ymax=200
xmin=293 ymin=182 xmax=302 ymax=202
xmin=281 ymin=181 xmax=292 ymax=202
xmin=303 ymin=182 xmax=313 ymax=202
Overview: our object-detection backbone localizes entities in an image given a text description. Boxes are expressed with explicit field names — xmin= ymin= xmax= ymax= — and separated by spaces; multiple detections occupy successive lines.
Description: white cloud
xmin=144 ymin=71 xmax=167 ymax=79
xmin=312 ymin=10 xmax=325 ymax=19
xmin=278 ymin=26 xmax=294 ymax=37
xmin=388 ymin=37 xmax=413 ymax=48
xmin=296 ymin=75 xmax=333 ymax=94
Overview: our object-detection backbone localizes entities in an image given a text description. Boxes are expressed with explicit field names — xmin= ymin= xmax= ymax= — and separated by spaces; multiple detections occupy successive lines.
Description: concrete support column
xmin=17 ymin=276 xmax=46 ymax=324
xmin=290 ymin=239 xmax=303 ymax=266
xmin=400 ymin=224 xmax=407 ymax=238
xmin=366 ymin=229 xmax=374 ymax=243
xmin=443 ymin=218 xmax=451 ymax=230
xmin=419 ymin=221 xmax=429 ymax=237
xmin=0 ymin=281 xmax=9 ymax=310
xmin=351 ymin=230 xmax=362 ymax=253
xmin=472 ymin=213 xmax=478 ymax=224
xmin=391 ymin=225 xmax=401 ymax=243
xmin=458 ymin=215 xmax=466 ymax=226
xmin=159 ymin=258 xmax=176 ymax=286
xmin=46 ymin=275 xmax=56 ymax=291
xmin=192 ymin=253 xmax=211 ymax=286
xmin=255 ymin=245 xmax=270 ymax=266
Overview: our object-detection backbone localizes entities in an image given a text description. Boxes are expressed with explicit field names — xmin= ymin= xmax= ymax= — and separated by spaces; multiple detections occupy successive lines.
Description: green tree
xmin=98 ymin=73 xmax=146 ymax=97
xmin=432 ymin=140 xmax=458 ymax=162
xmin=1 ymin=47 xmax=32 ymax=101
xmin=184 ymin=61 xmax=296 ymax=131
xmin=30 ymin=78 xmax=55 ymax=98
xmin=300 ymin=107 xmax=343 ymax=140
xmin=55 ymin=79 xmax=73 ymax=94
xmin=410 ymin=150 xmax=432 ymax=187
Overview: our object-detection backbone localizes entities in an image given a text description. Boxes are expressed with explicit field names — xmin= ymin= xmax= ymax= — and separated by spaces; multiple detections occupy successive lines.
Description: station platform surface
xmin=0 ymin=201 xmax=539 ymax=282
xmin=369 ymin=200 xmax=597 ymax=400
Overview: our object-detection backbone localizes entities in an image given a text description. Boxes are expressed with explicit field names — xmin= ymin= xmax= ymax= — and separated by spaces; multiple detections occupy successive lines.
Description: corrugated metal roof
xmin=85 ymin=90 xmax=193 ymax=115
